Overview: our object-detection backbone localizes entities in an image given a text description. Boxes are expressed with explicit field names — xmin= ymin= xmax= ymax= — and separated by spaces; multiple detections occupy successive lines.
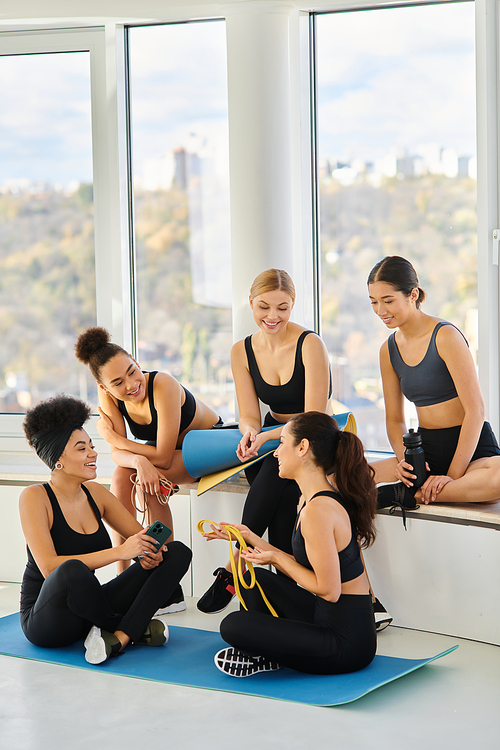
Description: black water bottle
xmin=403 ymin=428 xmax=427 ymax=488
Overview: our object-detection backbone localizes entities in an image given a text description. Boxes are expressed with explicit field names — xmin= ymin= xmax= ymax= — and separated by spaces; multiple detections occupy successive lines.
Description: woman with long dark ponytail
xmin=202 ymin=411 xmax=378 ymax=677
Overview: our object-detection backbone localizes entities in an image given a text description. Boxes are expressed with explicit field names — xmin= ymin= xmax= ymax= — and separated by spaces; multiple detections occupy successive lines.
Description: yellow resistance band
xmin=197 ymin=519 xmax=278 ymax=618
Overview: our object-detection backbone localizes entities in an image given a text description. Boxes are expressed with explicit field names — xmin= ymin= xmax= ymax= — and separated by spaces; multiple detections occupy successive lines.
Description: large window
xmin=315 ymin=2 xmax=477 ymax=449
xmin=0 ymin=49 xmax=96 ymax=411
xmin=128 ymin=21 xmax=234 ymax=421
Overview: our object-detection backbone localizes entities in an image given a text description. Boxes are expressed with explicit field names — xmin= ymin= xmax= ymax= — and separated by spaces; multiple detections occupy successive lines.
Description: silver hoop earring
xmin=55 ymin=462 xmax=63 ymax=470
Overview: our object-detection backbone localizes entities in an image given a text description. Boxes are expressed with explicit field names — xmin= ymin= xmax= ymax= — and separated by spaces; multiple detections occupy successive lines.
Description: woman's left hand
xmin=419 ymin=474 xmax=454 ymax=504
xmin=138 ymin=544 xmax=166 ymax=570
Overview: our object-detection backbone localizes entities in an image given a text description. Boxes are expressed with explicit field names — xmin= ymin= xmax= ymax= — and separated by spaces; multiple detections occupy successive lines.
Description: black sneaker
xmin=84 ymin=626 xmax=122 ymax=664
xmin=214 ymin=647 xmax=281 ymax=677
xmin=377 ymin=482 xmax=418 ymax=529
xmin=373 ymin=598 xmax=393 ymax=632
xmin=197 ymin=568 xmax=236 ymax=614
xmin=155 ymin=584 xmax=186 ymax=615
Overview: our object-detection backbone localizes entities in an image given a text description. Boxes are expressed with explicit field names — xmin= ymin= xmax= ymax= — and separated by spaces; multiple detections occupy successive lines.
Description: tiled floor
xmin=1 ymin=582 xmax=499 ymax=750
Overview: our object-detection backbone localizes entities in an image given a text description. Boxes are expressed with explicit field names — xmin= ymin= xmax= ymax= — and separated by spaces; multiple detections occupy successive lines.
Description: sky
xmin=0 ymin=2 xmax=476 ymax=185
xmin=316 ymin=1 xmax=476 ymax=163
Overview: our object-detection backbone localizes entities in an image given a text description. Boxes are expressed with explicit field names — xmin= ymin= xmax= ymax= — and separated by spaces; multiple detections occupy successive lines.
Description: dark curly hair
xmin=287 ymin=412 xmax=377 ymax=548
xmin=75 ymin=326 xmax=128 ymax=382
xmin=24 ymin=395 xmax=92 ymax=469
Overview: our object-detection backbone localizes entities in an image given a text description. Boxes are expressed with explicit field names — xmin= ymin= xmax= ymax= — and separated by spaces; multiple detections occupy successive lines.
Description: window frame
xmin=0 ymin=1 xmax=498 ymax=453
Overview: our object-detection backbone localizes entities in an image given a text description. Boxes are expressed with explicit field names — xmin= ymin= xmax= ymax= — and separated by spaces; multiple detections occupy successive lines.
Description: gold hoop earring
xmin=55 ymin=462 xmax=63 ymax=470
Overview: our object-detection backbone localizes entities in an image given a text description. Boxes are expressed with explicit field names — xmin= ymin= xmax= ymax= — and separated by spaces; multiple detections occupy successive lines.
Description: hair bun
xmin=75 ymin=326 xmax=111 ymax=364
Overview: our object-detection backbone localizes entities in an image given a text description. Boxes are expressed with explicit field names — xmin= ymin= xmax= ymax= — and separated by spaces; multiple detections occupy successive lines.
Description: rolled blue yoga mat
xmin=182 ymin=412 xmax=355 ymax=478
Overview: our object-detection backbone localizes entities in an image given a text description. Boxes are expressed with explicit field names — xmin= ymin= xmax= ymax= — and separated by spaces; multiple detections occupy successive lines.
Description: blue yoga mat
xmin=0 ymin=613 xmax=457 ymax=706
xmin=182 ymin=412 xmax=355 ymax=478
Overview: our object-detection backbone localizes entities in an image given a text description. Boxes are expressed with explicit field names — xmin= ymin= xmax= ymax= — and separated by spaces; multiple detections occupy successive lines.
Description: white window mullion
xmin=475 ymin=0 xmax=500 ymax=435
xmin=91 ymin=24 xmax=133 ymax=353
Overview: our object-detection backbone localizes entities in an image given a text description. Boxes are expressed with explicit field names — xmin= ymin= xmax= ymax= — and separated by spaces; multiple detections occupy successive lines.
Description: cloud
xmin=316 ymin=2 xmax=476 ymax=160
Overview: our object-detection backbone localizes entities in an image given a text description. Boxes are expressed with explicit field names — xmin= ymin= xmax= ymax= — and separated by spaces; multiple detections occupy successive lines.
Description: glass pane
xmin=0 ymin=51 xmax=96 ymax=412
xmin=128 ymin=21 xmax=234 ymax=421
xmin=316 ymin=2 xmax=476 ymax=449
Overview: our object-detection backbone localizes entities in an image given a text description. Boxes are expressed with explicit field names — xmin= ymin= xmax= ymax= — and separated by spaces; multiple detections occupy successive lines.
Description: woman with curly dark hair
xmin=19 ymin=394 xmax=192 ymax=664
xmin=202 ymin=411 xmax=378 ymax=677
xmin=75 ymin=326 xmax=218 ymax=595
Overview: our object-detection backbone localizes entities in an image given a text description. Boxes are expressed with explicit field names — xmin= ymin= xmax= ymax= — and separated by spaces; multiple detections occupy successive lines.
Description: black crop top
xmin=291 ymin=489 xmax=364 ymax=583
xmin=20 ymin=483 xmax=112 ymax=612
xmin=117 ymin=371 xmax=196 ymax=441
xmin=245 ymin=330 xmax=331 ymax=414
xmin=388 ymin=322 xmax=464 ymax=407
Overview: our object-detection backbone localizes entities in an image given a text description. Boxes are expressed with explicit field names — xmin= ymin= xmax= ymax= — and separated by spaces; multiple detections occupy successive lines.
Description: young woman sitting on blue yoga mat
xmin=76 ymin=326 xmax=219 ymax=586
xmin=197 ymin=268 xmax=332 ymax=616
xmin=19 ymin=395 xmax=192 ymax=665
xmin=367 ymin=255 xmax=500 ymax=508
xmin=202 ymin=411 xmax=378 ymax=677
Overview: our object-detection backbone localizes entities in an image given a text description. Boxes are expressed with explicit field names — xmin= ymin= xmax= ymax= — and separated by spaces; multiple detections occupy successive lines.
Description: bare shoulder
xmin=435 ymin=321 xmax=470 ymax=356
xmin=152 ymin=370 xmax=180 ymax=392
xmin=301 ymin=330 xmax=328 ymax=356
xmin=302 ymin=491 xmax=337 ymax=519
xmin=19 ymin=483 xmax=49 ymax=508
xmin=230 ymin=339 xmax=248 ymax=366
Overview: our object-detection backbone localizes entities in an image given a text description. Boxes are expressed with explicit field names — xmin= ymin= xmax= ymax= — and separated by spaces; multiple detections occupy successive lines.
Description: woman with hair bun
xmin=197 ymin=269 xmax=332 ymax=615
xmin=203 ymin=412 xmax=377 ymax=677
xmin=368 ymin=255 xmax=500 ymax=506
xmin=19 ymin=395 xmax=192 ymax=664
xmin=75 ymin=327 xmax=218 ymax=599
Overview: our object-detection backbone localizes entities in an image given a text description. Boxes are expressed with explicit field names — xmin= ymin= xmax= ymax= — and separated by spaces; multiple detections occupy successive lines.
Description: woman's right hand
xmin=119 ymin=528 xmax=157 ymax=561
xmin=236 ymin=429 xmax=259 ymax=461
xmin=394 ymin=459 xmax=417 ymax=487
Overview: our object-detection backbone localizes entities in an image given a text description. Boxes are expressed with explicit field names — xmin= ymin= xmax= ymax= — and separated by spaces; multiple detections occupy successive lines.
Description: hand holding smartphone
xmin=144 ymin=520 xmax=172 ymax=551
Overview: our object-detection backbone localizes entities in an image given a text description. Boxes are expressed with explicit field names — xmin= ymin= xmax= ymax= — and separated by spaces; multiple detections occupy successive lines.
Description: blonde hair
xmin=250 ymin=268 xmax=296 ymax=302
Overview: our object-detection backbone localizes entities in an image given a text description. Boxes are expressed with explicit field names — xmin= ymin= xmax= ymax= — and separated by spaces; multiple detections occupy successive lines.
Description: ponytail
xmin=334 ymin=431 xmax=377 ymax=548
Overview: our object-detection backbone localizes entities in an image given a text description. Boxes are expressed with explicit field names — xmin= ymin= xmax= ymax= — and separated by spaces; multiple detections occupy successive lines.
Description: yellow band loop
xmin=197 ymin=519 xmax=278 ymax=618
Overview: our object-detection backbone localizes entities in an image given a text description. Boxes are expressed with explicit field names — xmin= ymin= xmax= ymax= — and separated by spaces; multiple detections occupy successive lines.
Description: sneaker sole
xmin=155 ymin=602 xmax=187 ymax=615
xmin=375 ymin=616 xmax=393 ymax=632
xmin=214 ymin=647 xmax=281 ymax=677
xmin=84 ymin=626 xmax=108 ymax=664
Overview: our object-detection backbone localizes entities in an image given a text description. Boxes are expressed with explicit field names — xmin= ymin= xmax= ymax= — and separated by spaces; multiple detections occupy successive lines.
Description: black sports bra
xmin=117 ymin=371 xmax=196 ymax=441
xmin=245 ymin=331 xmax=331 ymax=414
xmin=21 ymin=483 xmax=112 ymax=612
xmin=291 ymin=489 xmax=364 ymax=583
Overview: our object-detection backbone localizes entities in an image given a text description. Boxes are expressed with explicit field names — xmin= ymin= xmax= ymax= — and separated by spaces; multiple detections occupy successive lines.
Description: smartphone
xmin=144 ymin=520 xmax=172 ymax=552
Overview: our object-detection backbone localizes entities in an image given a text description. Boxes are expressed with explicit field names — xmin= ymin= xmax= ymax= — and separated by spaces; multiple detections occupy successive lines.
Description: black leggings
xmin=220 ymin=569 xmax=377 ymax=675
xmin=242 ymin=415 xmax=300 ymax=554
xmin=21 ymin=541 xmax=192 ymax=648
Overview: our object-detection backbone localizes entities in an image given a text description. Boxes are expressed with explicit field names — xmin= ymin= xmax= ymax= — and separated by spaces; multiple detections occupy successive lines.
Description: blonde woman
xmin=197 ymin=269 xmax=332 ymax=614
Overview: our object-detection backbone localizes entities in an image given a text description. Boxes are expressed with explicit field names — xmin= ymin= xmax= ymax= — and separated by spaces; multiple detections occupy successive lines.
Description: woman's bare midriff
xmin=416 ymin=396 xmax=465 ymax=430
